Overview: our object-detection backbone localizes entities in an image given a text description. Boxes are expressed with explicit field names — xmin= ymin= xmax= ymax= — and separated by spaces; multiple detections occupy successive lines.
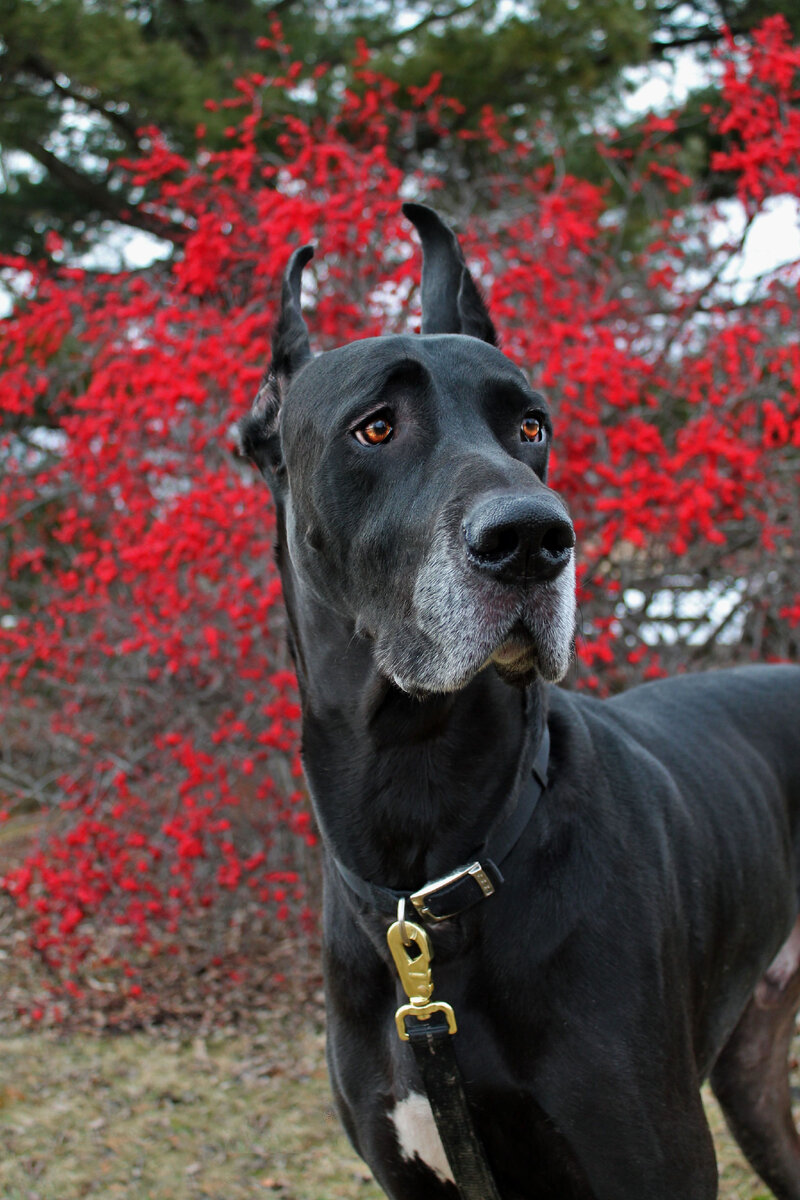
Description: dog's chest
xmin=371 ymin=1068 xmax=599 ymax=1200
xmin=388 ymin=1091 xmax=455 ymax=1185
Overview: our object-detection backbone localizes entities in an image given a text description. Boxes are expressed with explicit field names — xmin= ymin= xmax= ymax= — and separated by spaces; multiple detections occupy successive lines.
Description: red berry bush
xmin=1 ymin=18 xmax=799 ymax=1025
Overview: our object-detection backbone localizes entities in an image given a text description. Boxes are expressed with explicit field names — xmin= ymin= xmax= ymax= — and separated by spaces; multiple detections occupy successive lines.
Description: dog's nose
xmin=463 ymin=494 xmax=575 ymax=583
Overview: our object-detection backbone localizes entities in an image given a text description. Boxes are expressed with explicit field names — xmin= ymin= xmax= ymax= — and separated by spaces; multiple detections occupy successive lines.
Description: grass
xmin=0 ymin=1018 xmax=381 ymax=1200
xmin=0 ymin=1015 xmax=781 ymax=1200
xmin=706 ymin=1090 xmax=774 ymax=1200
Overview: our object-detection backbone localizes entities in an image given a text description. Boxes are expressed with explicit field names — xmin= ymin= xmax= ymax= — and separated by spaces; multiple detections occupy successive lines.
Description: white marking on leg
xmin=391 ymin=1092 xmax=455 ymax=1184
xmin=756 ymin=915 xmax=800 ymax=1007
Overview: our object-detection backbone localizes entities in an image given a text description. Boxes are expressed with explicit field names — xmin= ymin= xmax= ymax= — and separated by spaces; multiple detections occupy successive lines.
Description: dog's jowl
xmin=240 ymin=203 xmax=800 ymax=1200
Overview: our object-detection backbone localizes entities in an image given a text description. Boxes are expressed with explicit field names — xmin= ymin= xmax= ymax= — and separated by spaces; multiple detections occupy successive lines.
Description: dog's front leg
xmin=529 ymin=1040 xmax=720 ymax=1200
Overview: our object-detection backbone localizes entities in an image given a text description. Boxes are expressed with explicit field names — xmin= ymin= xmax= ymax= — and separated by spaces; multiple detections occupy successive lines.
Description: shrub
xmin=1 ymin=18 xmax=799 ymax=1024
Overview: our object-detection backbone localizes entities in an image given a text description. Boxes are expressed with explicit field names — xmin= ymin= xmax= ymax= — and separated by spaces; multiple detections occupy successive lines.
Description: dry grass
xmin=705 ymin=1088 xmax=774 ymax=1200
xmin=0 ymin=1017 xmax=783 ymax=1200
xmin=0 ymin=1016 xmax=381 ymax=1200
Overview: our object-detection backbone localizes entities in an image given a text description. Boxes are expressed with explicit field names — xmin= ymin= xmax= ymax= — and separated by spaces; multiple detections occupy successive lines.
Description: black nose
xmin=463 ymin=494 xmax=575 ymax=583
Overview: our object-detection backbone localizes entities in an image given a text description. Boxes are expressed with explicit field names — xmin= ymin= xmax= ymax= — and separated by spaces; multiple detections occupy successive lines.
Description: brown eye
xmin=354 ymin=413 xmax=394 ymax=446
xmin=520 ymin=414 xmax=544 ymax=443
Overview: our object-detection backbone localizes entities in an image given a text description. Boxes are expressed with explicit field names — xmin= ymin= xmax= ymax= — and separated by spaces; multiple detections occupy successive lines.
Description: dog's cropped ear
xmin=238 ymin=244 xmax=314 ymax=481
xmin=402 ymin=202 xmax=498 ymax=347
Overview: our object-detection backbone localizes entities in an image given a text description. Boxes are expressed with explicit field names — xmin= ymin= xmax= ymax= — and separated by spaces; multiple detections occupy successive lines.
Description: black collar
xmin=333 ymin=724 xmax=550 ymax=921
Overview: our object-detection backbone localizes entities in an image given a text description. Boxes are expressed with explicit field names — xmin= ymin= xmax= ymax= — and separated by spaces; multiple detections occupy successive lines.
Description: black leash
xmin=405 ymin=1009 xmax=502 ymax=1200
xmin=386 ymin=907 xmax=502 ymax=1200
xmin=335 ymin=723 xmax=551 ymax=1200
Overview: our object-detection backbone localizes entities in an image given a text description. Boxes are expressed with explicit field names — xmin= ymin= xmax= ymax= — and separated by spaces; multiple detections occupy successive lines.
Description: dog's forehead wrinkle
xmin=285 ymin=332 xmax=528 ymax=404
xmin=287 ymin=335 xmax=420 ymax=390
xmin=283 ymin=340 xmax=431 ymax=434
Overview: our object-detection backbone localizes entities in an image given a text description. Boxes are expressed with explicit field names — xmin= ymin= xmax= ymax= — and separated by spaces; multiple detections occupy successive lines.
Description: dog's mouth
xmin=489 ymin=620 xmax=538 ymax=668
xmin=378 ymin=543 xmax=577 ymax=695
xmin=484 ymin=618 xmax=542 ymax=686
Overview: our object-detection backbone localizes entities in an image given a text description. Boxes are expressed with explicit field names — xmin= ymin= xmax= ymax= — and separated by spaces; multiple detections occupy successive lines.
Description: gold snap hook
xmin=387 ymin=916 xmax=434 ymax=1005
xmin=387 ymin=910 xmax=457 ymax=1041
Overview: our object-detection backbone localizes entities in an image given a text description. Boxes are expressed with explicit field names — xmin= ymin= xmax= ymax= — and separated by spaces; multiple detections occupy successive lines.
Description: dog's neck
xmin=282 ymin=558 xmax=545 ymax=891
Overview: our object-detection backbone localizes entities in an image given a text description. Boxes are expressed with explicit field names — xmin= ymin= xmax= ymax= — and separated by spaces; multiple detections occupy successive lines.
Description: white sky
xmin=622 ymin=49 xmax=800 ymax=282
xmin=720 ymin=195 xmax=800 ymax=284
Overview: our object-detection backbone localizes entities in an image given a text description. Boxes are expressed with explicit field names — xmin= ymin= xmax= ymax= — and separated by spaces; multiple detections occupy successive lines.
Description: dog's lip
xmin=489 ymin=621 xmax=537 ymax=666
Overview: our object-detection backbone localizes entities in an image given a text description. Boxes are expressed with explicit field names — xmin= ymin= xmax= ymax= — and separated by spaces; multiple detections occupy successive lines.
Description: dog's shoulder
xmin=546 ymin=665 xmax=800 ymax=802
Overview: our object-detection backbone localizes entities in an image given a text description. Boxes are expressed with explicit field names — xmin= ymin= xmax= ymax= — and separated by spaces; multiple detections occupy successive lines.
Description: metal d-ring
xmin=397 ymin=897 xmax=412 ymax=947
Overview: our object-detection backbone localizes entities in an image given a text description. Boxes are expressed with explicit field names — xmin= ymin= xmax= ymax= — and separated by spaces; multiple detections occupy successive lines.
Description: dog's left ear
xmin=402 ymin=202 xmax=498 ymax=346
xmin=238 ymin=244 xmax=314 ymax=480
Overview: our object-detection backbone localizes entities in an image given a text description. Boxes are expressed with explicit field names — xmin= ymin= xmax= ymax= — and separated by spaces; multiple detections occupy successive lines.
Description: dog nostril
xmin=472 ymin=524 xmax=519 ymax=562
xmin=541 ymin=523 xmax=575 ymax=559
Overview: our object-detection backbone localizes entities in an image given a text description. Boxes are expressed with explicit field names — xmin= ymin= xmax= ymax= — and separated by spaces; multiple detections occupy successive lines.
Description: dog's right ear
xmin=402 ymin=202 xmax=498 ymax=346
xmin=238 ymin=244 xmax=314 ymax=482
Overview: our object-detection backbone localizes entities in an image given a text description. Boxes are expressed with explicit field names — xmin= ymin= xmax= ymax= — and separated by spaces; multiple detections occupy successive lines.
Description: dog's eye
xmin=353 ymin=412 xmax=394 ymax=446
xmin=520 ymin=414 xmax=545 ymax=443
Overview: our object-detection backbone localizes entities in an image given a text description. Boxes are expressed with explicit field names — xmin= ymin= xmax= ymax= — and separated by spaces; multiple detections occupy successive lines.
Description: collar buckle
xmin=410 ymin=860 xmax=498 ymax=921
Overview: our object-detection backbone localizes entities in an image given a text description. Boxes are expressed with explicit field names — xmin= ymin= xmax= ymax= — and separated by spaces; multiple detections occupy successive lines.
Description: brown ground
xmin=0 ymin=1012 xmax=781 ymax=1200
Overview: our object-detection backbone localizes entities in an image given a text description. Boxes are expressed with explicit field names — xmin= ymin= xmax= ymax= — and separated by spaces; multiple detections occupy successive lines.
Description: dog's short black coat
xmin=240 ymin=203 xmax=800 ymax=1199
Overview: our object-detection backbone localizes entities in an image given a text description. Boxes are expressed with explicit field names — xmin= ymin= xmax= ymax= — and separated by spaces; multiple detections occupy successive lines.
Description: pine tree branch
xmin=371 ymin=0 xmax=485 ymax=49
xmin=19 ymin=52 xmax=143 ymax=149
xmin=14 ymin=135 xmax=190 ymax=245
xmin=649 ymin=26 xmax=726 ymax=57
xmin=157 ymin=0 xmax=212 ymax=60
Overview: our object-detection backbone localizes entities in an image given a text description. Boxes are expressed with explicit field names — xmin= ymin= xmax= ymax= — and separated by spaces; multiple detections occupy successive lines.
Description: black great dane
xmin=240 ymin=203 xmax=800 ymax=1199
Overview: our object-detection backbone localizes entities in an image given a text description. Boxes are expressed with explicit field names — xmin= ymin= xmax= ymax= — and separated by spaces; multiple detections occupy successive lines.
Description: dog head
xmin=240 ymin=204 xmax=576 ymax=695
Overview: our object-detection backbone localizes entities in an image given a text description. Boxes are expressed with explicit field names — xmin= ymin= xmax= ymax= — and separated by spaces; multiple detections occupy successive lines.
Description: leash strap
xmin=387 ymin=916 xmax=499 ymax=1200
xmin=405 ymin=1010 xmax=502 ymax=1200
xmin=334 ymin=723 xmax=550 ymax=920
